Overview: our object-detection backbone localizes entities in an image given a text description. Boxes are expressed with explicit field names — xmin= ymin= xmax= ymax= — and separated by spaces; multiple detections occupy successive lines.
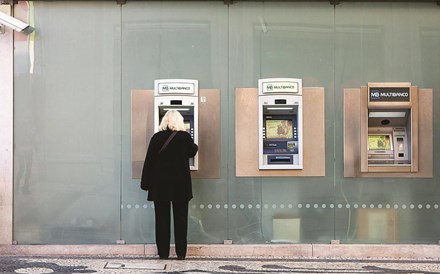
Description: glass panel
xmin=229 ymin=2 xmax=335 ymax=244
xmin=11 ymin=0 xmax=440 ymax=245
xmin=335 ymin=2 xmax=440 ymax=243
xmin=13 ymin=1 xmax=121 ymax=244
xmin=121 ymin=1 xmax=229 ymax=244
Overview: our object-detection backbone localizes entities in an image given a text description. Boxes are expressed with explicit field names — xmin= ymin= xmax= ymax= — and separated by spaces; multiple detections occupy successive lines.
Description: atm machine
xmin=258 ymin=78 xmax=303 ymax=170
xmin=361 ymin=82 xmax=418 ymax=173
xmin=154 ymin=79 xmax=199 ymax=170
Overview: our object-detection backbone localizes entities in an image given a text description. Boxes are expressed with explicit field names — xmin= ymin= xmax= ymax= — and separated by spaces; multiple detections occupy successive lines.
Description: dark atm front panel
xmin=259 ymin=96 xmax=302 ymax=170
xmin=263 ymin=115 xmax=298 ymax=165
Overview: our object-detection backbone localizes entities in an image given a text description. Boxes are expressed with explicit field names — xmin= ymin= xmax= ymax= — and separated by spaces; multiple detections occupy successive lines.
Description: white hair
xmin=159 ymin=110 xmax=186 ymax=131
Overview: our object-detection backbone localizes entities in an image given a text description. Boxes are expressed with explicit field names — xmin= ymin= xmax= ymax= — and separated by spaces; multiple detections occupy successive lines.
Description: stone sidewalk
xmin=1 ymin=255 xmax=440 ymax=274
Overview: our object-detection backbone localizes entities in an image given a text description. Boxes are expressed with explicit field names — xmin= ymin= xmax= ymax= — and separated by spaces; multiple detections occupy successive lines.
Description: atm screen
xmin=368 ymin=135 xmax=392 ymax=151
xmin=265 ymin=119 xmax=293 ymax=139
xmin=184 ymin=121 xmax=191 ymax=133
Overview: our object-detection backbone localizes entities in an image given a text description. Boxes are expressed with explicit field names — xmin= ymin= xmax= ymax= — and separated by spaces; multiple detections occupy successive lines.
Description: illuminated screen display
xmin=368 ymin=135 xmax=392 ymax=150
xmin=184 ymin=121 xmax=191 ymax=132
xmin=265 ymin=120 xmax=293 ymax=139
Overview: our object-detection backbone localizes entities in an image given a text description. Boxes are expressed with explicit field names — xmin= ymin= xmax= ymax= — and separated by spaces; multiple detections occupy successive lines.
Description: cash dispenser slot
xmin=275 ymin=99 xmax=287 ymax=104
xmin=268 ymin=155 xmax=293 ymax=164
xmin=170 ymin=100 xmax=182 ymax=105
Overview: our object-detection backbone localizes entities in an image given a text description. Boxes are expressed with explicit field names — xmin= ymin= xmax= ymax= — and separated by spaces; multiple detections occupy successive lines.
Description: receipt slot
xmin=361 ymin=82 xmax=418 ymax=173
xmin=258 ymin=78 xmax=303 ymax=170
xmin=154 ymin=79 xmax=198 ymax=170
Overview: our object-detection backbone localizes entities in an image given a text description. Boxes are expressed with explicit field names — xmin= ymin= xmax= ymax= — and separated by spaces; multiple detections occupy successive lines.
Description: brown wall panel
xmin=343 ymin=88 xmax=361 ymax=178
xmin=191 ymin=89 xmax=221 ymax=179
xmin=131 ymin=89 xmax=220 ymax=180
xmin=236 ymin=87 xmax=325 ymax=177
xmin=343 ymin=88 xmax=432 ymax=178
xmin=131 ymin=90 xmax=154 ymax=180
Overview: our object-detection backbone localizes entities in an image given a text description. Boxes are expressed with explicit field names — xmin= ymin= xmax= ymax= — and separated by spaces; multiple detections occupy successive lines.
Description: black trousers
xmin=153 ymin=201 xmax=189 ymax=257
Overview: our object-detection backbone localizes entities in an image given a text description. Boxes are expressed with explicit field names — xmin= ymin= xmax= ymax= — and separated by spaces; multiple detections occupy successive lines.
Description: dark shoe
xmin=177 ymin=256 xmax=185 ymax=260
xmin=159 ymin=255 xmax=169 ymax=260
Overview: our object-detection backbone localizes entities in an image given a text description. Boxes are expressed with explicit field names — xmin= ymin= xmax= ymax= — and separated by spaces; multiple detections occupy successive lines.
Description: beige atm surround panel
xmin=236 ymin=87 xmax=325 ymax=177
xmin=131 ymin=89 xmax=221 ymax=179
xmin=343 ymin=87 xmax=432 ymax=178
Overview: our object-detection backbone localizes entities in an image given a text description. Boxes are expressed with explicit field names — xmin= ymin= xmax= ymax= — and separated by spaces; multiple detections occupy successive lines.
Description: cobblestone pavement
xmin=1 ymin=256 xmax=440 ymax=274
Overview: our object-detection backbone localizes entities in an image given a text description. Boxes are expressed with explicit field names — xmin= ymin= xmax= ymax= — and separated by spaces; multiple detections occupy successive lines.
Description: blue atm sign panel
xmin=369 ymin=87 xmax=410 ymax=102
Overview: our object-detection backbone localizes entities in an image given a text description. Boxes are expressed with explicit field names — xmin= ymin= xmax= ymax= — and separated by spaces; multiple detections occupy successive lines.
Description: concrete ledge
xmin=312 ymin=244 xmax=440 ymax=260
xmin=1 ymin=244 xmax=440 ymax=259
xmin=187 ymin=244 xmax=312 ymax=257
xmin=0 ymin=245 xmax=146 ymax=256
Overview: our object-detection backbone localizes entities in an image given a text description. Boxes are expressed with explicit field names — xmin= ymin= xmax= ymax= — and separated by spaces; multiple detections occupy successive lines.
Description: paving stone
xmin=1 ymin=255 xmax=440 ymax=273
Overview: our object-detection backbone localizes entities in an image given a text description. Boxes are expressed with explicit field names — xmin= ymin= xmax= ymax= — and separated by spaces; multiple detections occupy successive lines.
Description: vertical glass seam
xmin=119 ymin=3 xmax=123 ymax=243
xmin=226 ymin=2 xmax=230 ymax=242
xmin=333 ymin=3 xmax=337 ymax=241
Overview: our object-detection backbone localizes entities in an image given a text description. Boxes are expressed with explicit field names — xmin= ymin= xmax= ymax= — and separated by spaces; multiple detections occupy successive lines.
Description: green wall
xmin=13 ymin=1 xmax=440 ymax=244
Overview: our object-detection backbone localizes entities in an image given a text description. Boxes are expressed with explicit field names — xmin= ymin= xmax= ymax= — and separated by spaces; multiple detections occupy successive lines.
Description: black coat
xmin=141 ymin=129 xmax=198 ymax=201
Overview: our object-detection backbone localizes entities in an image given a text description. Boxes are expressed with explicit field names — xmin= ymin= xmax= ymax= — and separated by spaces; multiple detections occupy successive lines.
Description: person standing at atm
xmin=141 ymin=110 xmax=198 ymax=260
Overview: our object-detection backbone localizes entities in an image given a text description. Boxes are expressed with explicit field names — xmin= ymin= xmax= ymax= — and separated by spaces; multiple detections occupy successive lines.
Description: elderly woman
xmin=141 ymin=110 xmax=198 ymax=260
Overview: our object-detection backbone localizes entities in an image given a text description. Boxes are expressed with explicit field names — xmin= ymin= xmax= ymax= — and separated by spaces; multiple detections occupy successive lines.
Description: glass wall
xmin=228 ymin=2 xmax=336 ymax=244
xmin=120 ymin=1 xmax=229 ymax=244
xmin=13 ymin=1 xmax=121 ymax=244
xmin=334 ymin=2 xmax=440 ymax=243
xmin=13 ymin=1 xmax=440 ymax=244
